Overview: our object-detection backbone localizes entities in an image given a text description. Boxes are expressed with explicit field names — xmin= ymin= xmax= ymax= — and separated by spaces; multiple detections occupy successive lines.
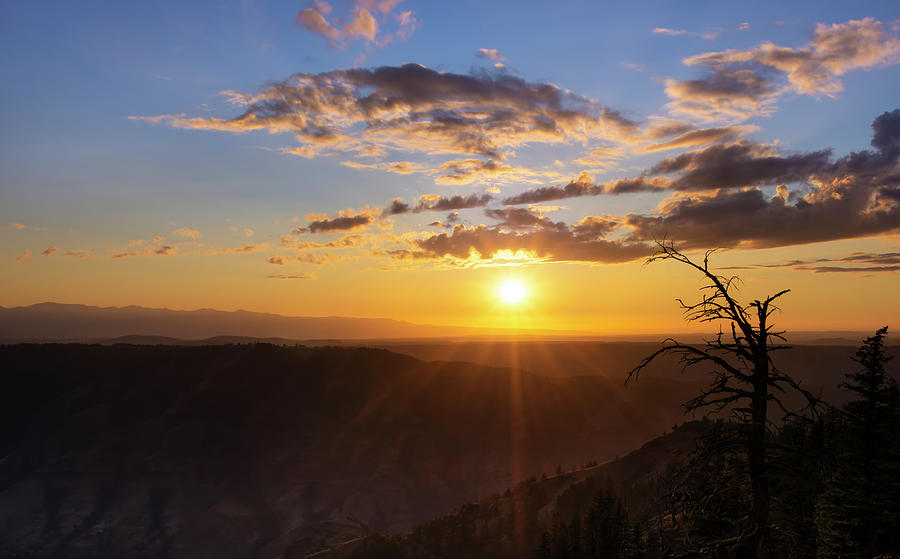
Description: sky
xmin=1 ymin=1 xmax=899 ymax=334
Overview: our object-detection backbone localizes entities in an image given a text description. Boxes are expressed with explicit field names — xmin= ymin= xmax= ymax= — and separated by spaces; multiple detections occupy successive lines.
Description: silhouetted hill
xmin=0 ymin=302 xmax=577 ymax=341
xmin=0 ymin=343 xmax=703 ymax=559
xmin=310 ymin=423 xmax=708 ymax=559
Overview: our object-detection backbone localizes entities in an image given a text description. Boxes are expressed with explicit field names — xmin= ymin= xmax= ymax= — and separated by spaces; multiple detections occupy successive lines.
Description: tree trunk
xmin=746 ymin=355 xmax=770 ymax=559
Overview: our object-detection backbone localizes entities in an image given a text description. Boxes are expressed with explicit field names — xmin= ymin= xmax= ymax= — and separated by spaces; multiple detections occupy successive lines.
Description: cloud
xmin=572 ymin=216 xmax=621 ymax=238
xmin=4 ymin=223 xmax=26 ymax=230
xmin=625 ymin=176 xmax=898 ymax=251
xmin=267 ymin=255 xmax=286 ymax=265
xmin=648 ymin=140 xmax=833 ymax=190
xmin=154 ymin=245 xmax=177 ymax=256
xmin=282 ymin=233 xmax=369 ymax=251
xmin=243 ymin=228 xmax=254 ymax=238
xmin=433 ymin=159 xmax=560 ymax=185
xmin=172 ymin=227 xmax=201 ymax=240
xmin=133 ymin=64 xmax=629 ymax=186
xmin=301 ymin=208 xmax=378 ymax=233
xmin=385 ymin=198 xmax=410 ymax=215
xmin=416 ymin=193 xmax=493 ymax=212
xmin=477 ymin=48 xmax=506 ymax=67
xmin=64 ymin=250 xmax=90 ymax=259
xmin=483 ymin=207 xmax=566 ymax=231
xmin=502 ymin=172 xmax=670 ymax=205
xmin=41 ymin=246 xmax=58 ymax=258
xmin=268 ymin=272 xmax=315 ymax=280
xmin=653 ymin=27 xmax=694 ymax=37
xmin=653 ymin=27 xmax=723 ymax=40
xmin=739 ymin=22 xmax=751 ymax=31
xmin=574 ymin=146 xmax=625 ymax=168
xmin=502 ymin=171 xmax=600 ymax=204
xmin=625 ymin=109 xmax=900 ymax=248
xmin=390 ymin=224 xmax=650 ymax=265
xmin=643 ymin=126 xmax=755 ymax=152
xmin=344 ymin=158 xmax=559 ymax=184
xmin=723 ymin=251 xmax=900 ymax=273
xmin=295 ymin=0 xmax=416 ymax=49
xmin=663 ymin=69 xmax=779 ymax=122
xmin=216 ymin=244 xmax=268 ymax=254
xmin=665 ymin=18 xmax=900 ymax=122
xmin=14 ymin=249 xmax=31 ymax=263
xmin=341 ymin=160 xmax=428 ymax=175
xmin=477 ymin=48 xmax=505 ymax=61
xmin=686 ymin=18 xmax=900 ymax=97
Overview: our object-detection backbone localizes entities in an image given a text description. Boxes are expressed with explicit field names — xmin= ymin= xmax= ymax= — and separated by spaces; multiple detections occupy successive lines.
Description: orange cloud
xmin=295 ymin=0 xmax=416 ymax=50
xmin=172 ymin=227 xmax=201 ymax=240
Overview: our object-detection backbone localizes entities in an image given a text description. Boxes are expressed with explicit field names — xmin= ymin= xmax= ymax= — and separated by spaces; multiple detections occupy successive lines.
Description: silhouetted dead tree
xmin=626 ymin=241 xmax=820 ymax=559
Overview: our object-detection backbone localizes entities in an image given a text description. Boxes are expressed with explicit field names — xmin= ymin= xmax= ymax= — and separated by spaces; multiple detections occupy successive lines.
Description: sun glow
xmin=498 ymin=280 xmax=527 ymax=304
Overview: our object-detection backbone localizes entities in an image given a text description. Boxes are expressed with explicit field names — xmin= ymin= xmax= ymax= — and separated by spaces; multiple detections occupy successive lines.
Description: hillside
xmin=0 ymin=343 xmax=703 ymax=559
xmin=309 ymin=423 xmax=707 ymax=559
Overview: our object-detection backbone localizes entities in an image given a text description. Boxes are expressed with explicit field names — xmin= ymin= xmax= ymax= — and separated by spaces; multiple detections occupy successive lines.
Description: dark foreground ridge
xmin=1 ymin=343 xmax=702 ymax=558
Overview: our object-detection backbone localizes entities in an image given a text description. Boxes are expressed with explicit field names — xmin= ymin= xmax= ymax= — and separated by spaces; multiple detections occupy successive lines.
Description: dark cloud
xmin=386 ymin=198 xmax=410 ymax=215
xmin=870 ymin=109 xmax=900 ymax=159
xmin=306 ymin=211 xmax=376 ymax=233
xmin=393 ymin=224 xmax=650 ymax=264
xmin=571 ymin=216 xmax=620 ymax=238
xmin=625 ymin=183 xmax=899 ymax=250
xmin=483 ymin=207 xmax=566 ymax=230
xmin=416 ymin=193 xmax=493 ymax=212
xmin=502 ymin=174 xmax=669 ymax=204
xmin=623 ymin=113 xmax=900 ymax=248
xmin=502 ymin=173 xmax=601 ymax=205
xmin=649 ymin=141 xmax=833 ymax=190
xmin=722 ymin=252 xmax=900 ymax=273
xmin=154 ymin=245 xmax=177 ymax=256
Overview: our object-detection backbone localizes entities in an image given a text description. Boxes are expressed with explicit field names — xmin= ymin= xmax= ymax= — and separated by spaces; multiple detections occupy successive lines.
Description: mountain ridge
xmin=1 ymin=302 xmax=888 ymax=344
xmin=0 ymin=302 xmax=583 ymax=341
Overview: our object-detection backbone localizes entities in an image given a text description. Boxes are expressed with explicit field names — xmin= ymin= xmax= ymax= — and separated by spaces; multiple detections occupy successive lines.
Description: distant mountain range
xmin=0 ymin=302 xmax=887 ymax=344
xmin=0 ymin=302 xmax=573 ymax=341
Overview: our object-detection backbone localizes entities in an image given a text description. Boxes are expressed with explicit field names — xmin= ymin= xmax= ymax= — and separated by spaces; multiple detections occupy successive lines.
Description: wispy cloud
xmin=477 ymin=48 xmax=506 ymax=68
xmin=653 ymin=27 xmax=723 ymax=40
xmin=665 ymin=18 xmax=900 ymax=122
xmin=722 ymin=252 xmax=900 ymax=273
xmin=295 ymin=0 xmax=418 ymax=51
xmin=268 ymin=272 xmax=315 ymax=280
xmin=172 ymin=227 xmax=201 ymax=240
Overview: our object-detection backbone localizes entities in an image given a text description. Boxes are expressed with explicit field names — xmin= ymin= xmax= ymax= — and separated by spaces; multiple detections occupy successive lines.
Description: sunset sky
xmin=2 ymin=1 xmax=899 ymax=333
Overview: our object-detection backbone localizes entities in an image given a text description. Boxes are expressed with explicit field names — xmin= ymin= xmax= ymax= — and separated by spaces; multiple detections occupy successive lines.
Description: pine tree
xmin=815 ymin=327 xmax=900 ymax=558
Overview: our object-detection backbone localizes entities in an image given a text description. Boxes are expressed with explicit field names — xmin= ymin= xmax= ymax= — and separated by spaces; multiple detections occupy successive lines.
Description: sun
xmin=498 ymin=280 xmax=527 ymax=304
